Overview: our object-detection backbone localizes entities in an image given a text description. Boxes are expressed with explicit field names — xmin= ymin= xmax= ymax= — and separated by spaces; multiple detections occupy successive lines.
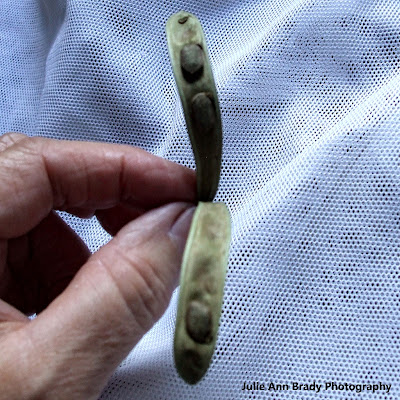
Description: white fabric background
xmin=1 ymin=1 xmax=399 ymax=399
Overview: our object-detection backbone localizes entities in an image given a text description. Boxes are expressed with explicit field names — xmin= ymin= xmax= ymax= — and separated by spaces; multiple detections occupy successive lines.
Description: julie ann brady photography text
xmin=241 ymin=381 xmax=392 ymax=394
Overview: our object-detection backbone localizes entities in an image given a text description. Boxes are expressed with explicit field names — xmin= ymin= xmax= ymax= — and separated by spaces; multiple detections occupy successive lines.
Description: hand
xmin=0 ymin=133 xmax=196 ymax=400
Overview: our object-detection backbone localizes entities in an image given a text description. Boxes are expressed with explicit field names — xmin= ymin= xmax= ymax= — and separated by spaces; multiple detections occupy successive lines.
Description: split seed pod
xmin=174 ymin=202 xmax=231 ymax=384
xmin=166 ymin=11 xmax=231 ymax=385
xmin=166 ymin=11 xmax=222 ymax=202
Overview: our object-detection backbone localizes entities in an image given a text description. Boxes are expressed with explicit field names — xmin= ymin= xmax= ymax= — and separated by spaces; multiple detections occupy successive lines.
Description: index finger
xmin=0 ymin=134 xmax=196 ymax=238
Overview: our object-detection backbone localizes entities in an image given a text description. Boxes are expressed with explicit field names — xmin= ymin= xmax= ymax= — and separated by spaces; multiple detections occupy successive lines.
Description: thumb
xmin=5 ymin=202 xmax=195 ymax=400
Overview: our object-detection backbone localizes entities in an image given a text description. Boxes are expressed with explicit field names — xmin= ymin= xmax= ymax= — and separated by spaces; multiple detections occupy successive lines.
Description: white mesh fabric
xmin=1 ymin=0 xmax=400 ymax=399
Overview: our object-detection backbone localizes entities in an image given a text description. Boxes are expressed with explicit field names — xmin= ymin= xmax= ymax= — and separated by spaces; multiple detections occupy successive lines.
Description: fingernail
xmin=169 ymin=206 xmax=196 ymax=254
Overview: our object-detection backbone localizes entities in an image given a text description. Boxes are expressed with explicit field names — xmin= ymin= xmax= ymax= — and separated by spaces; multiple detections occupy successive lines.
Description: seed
xmin=183 ymin=349 xmax=203 ymax=369
xmin=186 ymin=300 xmax=213 ymax=344
xmin=178 ymin=16 xmax=189 ymax=24
xmin=180 ymin=44 xmax=204 ymax=80
xmin=191 ymin=92 xmax=216 ymax=133
xmin=205 ymin=278 xmax=217 ymax=294
xmin=181 ymin=349 xmax=204 ymax=384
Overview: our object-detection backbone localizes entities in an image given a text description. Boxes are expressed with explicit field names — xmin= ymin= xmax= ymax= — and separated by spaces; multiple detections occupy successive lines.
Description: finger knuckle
xmin=0 ymin=132 xmax=28 ymax=152
xmin=98 ymin=244 xmax=172 ymax=330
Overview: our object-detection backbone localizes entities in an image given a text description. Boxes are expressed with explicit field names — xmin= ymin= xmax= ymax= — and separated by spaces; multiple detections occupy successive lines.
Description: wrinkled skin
xmin=0 ymin=133 xmax=196 ymax=400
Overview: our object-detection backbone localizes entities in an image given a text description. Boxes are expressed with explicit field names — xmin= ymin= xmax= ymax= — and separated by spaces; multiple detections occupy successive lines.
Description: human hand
xmin=0 ymin=133 xmax=196 ymax=399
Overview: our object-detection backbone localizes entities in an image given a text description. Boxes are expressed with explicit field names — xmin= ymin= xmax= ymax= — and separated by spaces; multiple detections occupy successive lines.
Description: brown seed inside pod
xmin=180 ymin=43 xmax=205 ymax=81
xmin=185 ymin=300 xmax=213 ymax=344
xmin=178 ymin=15 xmax=189 ymax=24
xmin=191 ymin=92 xmax=216 ymax=134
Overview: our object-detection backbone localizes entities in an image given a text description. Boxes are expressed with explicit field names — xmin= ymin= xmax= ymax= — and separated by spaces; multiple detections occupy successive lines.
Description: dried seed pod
xmin=173 ymin=202 xmax=231 ymax=384
xmin=180 ymin=43 xmax=204 ymax=81
xmin=167 ymin=11 xmax=231 ymax=386
xmin=166 ymin=11 xmax=222 ymax=202
xmin=185 ymin=300 xmax=213 ymax=344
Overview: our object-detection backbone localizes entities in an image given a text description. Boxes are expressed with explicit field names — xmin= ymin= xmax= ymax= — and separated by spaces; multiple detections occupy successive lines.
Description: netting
xmin=1 ymin=0 xmax=399 ymax=398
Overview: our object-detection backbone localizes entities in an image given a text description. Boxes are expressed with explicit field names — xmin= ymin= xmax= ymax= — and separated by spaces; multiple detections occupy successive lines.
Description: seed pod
xmin=180 ymin=44 xmax=204 ymax=81
xmin=167 ymin=11 xmax=230 ymax=386
xmin=173 ymin=202 xmax=231 ymax=385
xmin=166 ymin=11 xmax=222 ymax=202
